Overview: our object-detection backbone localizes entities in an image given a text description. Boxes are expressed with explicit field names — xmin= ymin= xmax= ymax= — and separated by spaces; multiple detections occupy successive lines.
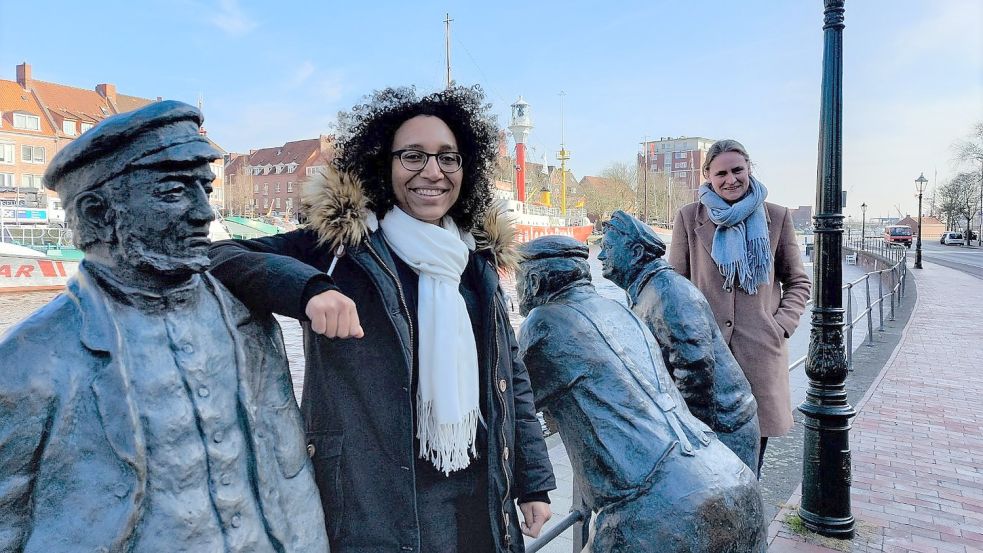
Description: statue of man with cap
xmin=597 ymin=210 xmax=761 ymax=473
xmin=0 ymin=100 xmax=328 ymax=553
xmin=516 ymin=235 xmax=765 ymax=553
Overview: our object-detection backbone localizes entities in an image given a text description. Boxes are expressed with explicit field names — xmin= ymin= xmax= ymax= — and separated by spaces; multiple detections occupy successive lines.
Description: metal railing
xmin=529 ymin=236 xmax=909 ymax=552
xmin=788 ymin=236 xmax=908 ymax=373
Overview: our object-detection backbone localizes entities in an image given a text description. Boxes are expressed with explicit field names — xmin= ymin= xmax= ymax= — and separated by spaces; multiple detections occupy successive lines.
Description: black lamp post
xmin=860 ymin=202 xmax=867 ymax=250
xmin=799 ymin=0 xmax=855 ymax=539
xmin=915 ymin=173 xmax=927 ymax=269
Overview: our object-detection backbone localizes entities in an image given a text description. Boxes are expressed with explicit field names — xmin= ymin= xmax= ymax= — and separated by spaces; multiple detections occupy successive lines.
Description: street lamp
xmin=799 ymin=0 xmax=855 ymax=539
xmin=860 ymin=202 xmax=867 ymax=251
xmin=914 ymin=173 xmax=928 ymax=269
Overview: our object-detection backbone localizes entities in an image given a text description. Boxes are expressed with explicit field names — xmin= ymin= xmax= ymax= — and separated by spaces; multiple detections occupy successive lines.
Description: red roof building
xmin=0 ymin=62 xmax=226 ymax=217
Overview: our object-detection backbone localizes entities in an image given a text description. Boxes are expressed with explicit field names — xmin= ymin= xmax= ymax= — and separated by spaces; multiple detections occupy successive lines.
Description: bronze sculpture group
xmin=0 ymin=100 xmax=766 ymax=552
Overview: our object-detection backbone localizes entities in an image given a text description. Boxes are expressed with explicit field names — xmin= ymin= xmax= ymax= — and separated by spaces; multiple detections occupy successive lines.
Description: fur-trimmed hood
xmin=301 ymin=166 xmax=522 ymax=273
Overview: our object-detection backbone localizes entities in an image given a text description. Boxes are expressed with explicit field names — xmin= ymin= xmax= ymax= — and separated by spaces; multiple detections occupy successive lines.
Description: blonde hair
xmin=701 ymin=139 xmax=752 ymax=179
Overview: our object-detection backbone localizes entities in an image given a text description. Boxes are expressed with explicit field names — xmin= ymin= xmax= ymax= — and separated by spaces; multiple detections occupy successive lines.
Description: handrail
xmin=532 ymin=235 xmax=908 ymax=552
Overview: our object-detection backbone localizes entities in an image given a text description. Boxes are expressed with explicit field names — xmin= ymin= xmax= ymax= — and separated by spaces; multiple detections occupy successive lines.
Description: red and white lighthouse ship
xmin=499 ymin=97 xmax=592 ymax=243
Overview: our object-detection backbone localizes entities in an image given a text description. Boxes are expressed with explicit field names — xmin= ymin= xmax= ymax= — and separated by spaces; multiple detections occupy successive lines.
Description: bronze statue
xmin=598 ymin=210 xmax=760 ymax=472
xmin=517 ymin=236 xmax=765 ymax=553
xmin=0 ymin=101 xmax=327 ymax=552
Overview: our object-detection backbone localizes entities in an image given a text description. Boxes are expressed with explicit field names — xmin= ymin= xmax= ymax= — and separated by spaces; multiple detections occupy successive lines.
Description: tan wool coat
xmin=669 ymin=201 xmax=811 ymax=437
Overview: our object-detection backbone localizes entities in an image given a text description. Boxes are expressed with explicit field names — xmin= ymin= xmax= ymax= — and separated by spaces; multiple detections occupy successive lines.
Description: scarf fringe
xmin=416 ymin=399 xmax=480 ymax=475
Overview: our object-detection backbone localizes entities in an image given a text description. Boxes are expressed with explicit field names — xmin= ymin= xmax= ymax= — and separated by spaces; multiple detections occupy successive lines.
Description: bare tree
xmin=952 ymin=122 xmax=983 ymax=244
xmin=938 ymin=172 xmax=981 ymax=245
xmin=578 ymin=163 xmax=638 ymax=222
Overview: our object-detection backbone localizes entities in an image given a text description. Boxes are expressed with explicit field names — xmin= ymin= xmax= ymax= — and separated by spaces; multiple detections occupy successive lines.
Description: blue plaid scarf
xmin=698 ymin=176 xmax=771 ymax=295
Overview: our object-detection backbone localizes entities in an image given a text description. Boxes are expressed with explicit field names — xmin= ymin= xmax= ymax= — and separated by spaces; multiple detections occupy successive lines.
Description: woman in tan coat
xmin=668 ymin=139 xmax=810 ymax=474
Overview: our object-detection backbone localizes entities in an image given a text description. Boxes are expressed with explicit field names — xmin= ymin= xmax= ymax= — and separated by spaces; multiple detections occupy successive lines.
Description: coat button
xmin=725 ymin=286 xmax=733 ymax=293
xmin=725 ymin=321 xmax=733 ymax=327
xmin=198 ymin=386 xmax=209 ymax=398
xmin=213 ymin=431 xmax=224 ymax=443
xmin=307 ymin=443 xmax=316 ymax=457
xmin=221 ymin=473 xmax=232 ymax=485
xmin=113 ymin=483 xmax=129 ymax=498
xmin=498 ymin=379 xmax=507 ymax=393
xmin=182 ymin=343 xmax=194 ymax=354
xmin=503 ymin=447 xmax=510 ymax=460
xmin=231 ymin=514 xmax=242 ymax=528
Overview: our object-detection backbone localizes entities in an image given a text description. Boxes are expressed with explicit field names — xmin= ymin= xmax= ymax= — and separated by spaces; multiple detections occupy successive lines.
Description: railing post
xmin=845 ymin=283 xmax=854 ymax=371
xmin=864 ymin=277 xmax=874 ymax=347
xmin=877 ymin=270 xmax=885 ymax=331
xmin=889 ymin=268 xmax=897 ymax=321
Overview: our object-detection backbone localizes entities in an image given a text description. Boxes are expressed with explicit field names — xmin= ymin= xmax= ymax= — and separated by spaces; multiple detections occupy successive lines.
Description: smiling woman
xmin=209 ymin=85 xmax=556 ymax=552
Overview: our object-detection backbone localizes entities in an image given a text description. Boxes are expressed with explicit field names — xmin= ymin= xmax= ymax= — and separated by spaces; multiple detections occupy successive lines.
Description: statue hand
xmin=305 ymin=290 xmax=364 ymax=339
xmin=519 ymin=501 xmax=552 ymax=538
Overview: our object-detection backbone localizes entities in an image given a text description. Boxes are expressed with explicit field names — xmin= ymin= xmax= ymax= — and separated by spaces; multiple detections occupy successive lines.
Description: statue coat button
xmin=307 ymin=443 xmax=316 ymax=458
xmin=498 ymin=379 xmax=507 ymax=392
xmin=503 ymin=447 xmax=510 ymax=460
xmin=725 ymin=321 xmax=733 ymax=327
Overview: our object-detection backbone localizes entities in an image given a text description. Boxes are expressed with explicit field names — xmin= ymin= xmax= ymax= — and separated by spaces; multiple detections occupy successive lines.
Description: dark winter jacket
xmin=209 ymin=169 xmax=555 ymax=552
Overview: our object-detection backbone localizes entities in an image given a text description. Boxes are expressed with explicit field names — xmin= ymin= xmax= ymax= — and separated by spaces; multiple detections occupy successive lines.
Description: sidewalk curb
xmin=766 ymin=273 xmax=922 ymax=549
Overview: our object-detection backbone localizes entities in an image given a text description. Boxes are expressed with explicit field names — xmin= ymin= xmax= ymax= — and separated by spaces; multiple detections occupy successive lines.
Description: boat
xmin=501 ymin=96 xmax=593 ymax=243
xmin=0 ymin=241 xmax=79 ymax=292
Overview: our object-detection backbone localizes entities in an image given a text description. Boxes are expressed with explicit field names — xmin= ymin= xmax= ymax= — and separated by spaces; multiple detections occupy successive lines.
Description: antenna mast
xmin=557 ymin=91 xmax=570 ymax=215
xmin=444 ymin=13 xmax=453 ymax=89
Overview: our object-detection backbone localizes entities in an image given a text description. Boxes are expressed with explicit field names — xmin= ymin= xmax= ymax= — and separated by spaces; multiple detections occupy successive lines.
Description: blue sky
xmin=1 ymin=0 xmax=980 ymax=220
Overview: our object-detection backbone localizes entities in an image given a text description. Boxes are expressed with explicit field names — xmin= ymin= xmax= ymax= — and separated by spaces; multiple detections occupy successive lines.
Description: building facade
xmin=641 ymin=136 xmax=715 ymax=201
xmin=223 ymin=136 xmax=332 ymax=220
xmin=0 ymin=62 xmax=226 ymax=222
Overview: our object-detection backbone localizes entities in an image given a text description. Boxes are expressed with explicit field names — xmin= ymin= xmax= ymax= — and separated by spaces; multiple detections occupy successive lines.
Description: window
xmin=263 ymin=198 xmax=268 ymax=209
xmin=287 ymin=181 xmax=293 ymax=193
xmin=275 ymin=182 xmax=281 ymax=193
xmin=21 ymin=145 xmax=45 ymax=164
xmin=62 ymin=120 xmax=77 ymax=136
xmin=22 ymin=174 xmax=43 ymax=189
xmin=0 ymin=143 xmax=13 ymax=164
xmin=263 ymin=183 xmax=269 ymax=195
xmin=263 ymin=165 xmax=271 ymax=175
xmin=253 ymin=183 xmax=259 ymax=193
xmin=275 ymin=164 xmax=284 ymax=174
xmin=675 ymin=152 xmax=686 ymax=159
xmin=287 ymin=163 xmax=297 ymax=174
xmin=253 ymin=167 xmax=262 ymax=176
xmin=286 ymin=198 xmax=293 ymax=211
xmin=275 ymin=198 xmax=281 ymax=208
xmin=306 ymin=165 xmax=326 ymax=176
xmin=674 ymin=161 xmax=687 ymax=169
xmin=13 ymin=113 xmax=41 ymax=130
xmin=0 ymin=173 xmax=13 ymax=187
xmin=80 ymin=122 xmax=93 ymax=133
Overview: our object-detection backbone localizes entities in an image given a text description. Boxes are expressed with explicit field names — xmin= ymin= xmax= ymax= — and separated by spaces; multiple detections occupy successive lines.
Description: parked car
xmin=940 ymin=231 xmax=965 ymax=246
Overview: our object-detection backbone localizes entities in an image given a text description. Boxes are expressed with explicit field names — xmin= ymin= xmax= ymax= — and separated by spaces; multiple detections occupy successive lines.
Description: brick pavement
xmin=769 ymin=261 xmax=983 ymax=552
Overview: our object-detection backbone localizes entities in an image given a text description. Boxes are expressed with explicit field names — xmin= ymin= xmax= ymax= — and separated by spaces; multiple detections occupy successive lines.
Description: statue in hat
xmin=516 ymin=235 xmax=765 ymax=553
xmin=597 ymin=210 xmax=760 ymax=473
xmin=0 ymin=101 xmax=328 ymax=553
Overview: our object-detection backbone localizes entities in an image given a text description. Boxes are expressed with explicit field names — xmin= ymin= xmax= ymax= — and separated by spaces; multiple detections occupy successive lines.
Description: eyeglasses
xmin=391 ymin=149 xmax=463 ymax=173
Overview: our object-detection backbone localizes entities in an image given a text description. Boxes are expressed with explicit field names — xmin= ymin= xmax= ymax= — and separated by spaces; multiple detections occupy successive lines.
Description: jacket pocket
xmin=269 ymin=400 xmax=309 ymax=479
xmin=307 ymin=429 xmax=344 ymax=540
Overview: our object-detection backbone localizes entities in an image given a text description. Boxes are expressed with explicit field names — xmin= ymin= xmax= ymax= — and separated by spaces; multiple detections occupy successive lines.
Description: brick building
xmin=641 ymin=136 xmax=715 ymax=202
xmin=0 ymin=62 xmax=226 ymax=220
xmin=224 ymin=136 xmax=332 ymax=220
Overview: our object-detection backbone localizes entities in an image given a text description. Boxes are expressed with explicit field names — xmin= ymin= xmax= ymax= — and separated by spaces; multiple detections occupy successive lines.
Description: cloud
xmin=290 ymin=61 xmax=316 ymax=87
xmin=209 ymin=0 xmax=257 ymax=36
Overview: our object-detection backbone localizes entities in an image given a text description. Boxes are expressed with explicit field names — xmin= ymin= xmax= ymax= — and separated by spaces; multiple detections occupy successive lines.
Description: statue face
xmin=110 ymin=163 xmax=216 ymax=277
xmin=597 ymin=228 xmax=633 ymax=289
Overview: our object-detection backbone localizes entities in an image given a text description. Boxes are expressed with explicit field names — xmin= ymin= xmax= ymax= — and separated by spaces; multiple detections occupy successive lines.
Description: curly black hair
xmin=333 ymin=85 xmax=498 ymax=231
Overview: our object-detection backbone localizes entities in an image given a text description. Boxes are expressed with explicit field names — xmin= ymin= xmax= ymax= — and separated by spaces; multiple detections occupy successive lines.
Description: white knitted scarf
xmin=379 ymin=207 xmax=480 ymax=474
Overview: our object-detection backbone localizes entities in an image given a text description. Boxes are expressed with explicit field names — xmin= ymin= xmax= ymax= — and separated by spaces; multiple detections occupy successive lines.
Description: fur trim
xmin=475 ymin=201 xmax=523 ymax=274
xmin=301 ymin=168 xmax=519 ymax=271
xmin=302 ymin=166 xmax=370 ymax=253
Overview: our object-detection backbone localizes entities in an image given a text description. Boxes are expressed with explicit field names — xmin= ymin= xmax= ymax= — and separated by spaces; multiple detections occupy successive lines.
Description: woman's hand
xmin=305 ymin=290 xmax=364 ymax=339
xmin=519 ymin=501 xmax=552 ymax=538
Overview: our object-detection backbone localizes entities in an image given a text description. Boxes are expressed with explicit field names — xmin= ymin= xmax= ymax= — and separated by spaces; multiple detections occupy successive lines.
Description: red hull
xmin=514 ymin=224 xmax=593 ymax=244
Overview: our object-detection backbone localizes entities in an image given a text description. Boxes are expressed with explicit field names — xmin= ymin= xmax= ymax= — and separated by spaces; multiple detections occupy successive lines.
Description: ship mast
xmin=444 ymin=13 xmax=453 ymax=89
xmin=557 ymin=91 xmax=570 ymax=215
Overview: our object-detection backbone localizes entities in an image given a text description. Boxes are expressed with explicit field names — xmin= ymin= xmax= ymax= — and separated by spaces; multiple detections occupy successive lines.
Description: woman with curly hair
xmin=210 ymin=85 xmax=555 ymax=552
